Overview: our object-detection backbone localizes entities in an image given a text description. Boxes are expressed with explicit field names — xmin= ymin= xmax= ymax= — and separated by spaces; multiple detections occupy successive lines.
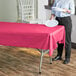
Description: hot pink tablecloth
xmin=0 ymin=22 xmax=65 ymax=56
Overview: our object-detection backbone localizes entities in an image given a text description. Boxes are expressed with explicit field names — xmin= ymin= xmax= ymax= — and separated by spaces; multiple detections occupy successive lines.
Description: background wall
xmin=0 ymin=0 xmax=17 ymax=22
xmin=38 ymin=0 xmax=50 ymax=21
xmin=71 ymin=0 xmax=76 ymax=43
xmin=71 ymin=15 xmax=76 ymax=43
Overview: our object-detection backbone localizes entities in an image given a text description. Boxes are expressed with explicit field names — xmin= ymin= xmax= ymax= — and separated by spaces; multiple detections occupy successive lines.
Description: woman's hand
xmin=50 ymin=14 xmax=55 ymax=20
xmin=63 ymin=8 xmax=71 ymax=13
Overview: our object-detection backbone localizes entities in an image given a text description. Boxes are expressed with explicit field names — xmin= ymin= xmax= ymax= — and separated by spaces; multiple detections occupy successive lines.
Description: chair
xmin=17 ymin=0 xmax=35 ymax=23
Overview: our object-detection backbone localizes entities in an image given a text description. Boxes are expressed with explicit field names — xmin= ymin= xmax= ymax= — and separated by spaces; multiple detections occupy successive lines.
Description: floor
xmin=0 ymin=46 xmax=76 ymax=76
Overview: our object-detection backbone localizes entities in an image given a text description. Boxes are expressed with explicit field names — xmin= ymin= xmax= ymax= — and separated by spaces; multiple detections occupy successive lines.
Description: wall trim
xmin=71 ymin=42 xmax=76 ymax=49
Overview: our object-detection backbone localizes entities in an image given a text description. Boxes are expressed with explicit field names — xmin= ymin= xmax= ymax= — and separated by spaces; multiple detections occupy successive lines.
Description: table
xmin=0 ymin=22 xmax=65 ymax=73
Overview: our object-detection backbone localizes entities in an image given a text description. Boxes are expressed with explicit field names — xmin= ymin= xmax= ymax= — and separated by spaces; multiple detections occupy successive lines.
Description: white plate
xmin=52 ymin=7 xmax=63 ymax=12
xmin=44 ymin=20 xmax=58 ymax=27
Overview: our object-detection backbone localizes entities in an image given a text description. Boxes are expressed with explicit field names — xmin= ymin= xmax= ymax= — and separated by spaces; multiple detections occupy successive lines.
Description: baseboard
xmin=71 ymin=42 xmax=76 ymax=49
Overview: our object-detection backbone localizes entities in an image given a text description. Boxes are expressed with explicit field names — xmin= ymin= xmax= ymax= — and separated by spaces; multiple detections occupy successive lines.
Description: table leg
xmin=39 ymin=50 xmax=43 ymax=74
xmin=50 ymin=56 xmax=52 ymax=64
xmin=37 ymin=49 xmax=49 ymax=74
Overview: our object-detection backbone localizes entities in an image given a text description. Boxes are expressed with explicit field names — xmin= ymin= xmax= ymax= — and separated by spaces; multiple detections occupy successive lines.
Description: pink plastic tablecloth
xmin=0 ymin=22 xmax=65 ymax=56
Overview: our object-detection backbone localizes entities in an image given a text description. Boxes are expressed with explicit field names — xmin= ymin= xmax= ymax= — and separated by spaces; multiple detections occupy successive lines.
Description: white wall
xmin=71 ymin=0 xmax=76 ymax=43
xmin=71 ymin=15 xmax=76 ymax=43
xmin=0 ymin=0 xmax=50 ymax=23
xmin=0 ymin=0 xmax=17 ymax=22
xmin=38 ymin=0 xmax=51 ymax=23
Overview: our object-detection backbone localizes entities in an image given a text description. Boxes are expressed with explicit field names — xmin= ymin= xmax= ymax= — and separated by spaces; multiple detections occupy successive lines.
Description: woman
xmin=50 ymin=0 xmax=75 ymax=64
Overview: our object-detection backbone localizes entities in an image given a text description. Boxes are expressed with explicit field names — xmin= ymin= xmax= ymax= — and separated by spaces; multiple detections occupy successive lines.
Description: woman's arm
xmin=62 ymin=0 xmax=75 ymax=14
xmin=50 ymin=14 xmax=55 ymax=20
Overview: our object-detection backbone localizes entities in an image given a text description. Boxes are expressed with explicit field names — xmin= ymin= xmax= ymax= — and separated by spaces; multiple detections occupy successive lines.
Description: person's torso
xmin=54 ymin=0 xmax=71 ymax=17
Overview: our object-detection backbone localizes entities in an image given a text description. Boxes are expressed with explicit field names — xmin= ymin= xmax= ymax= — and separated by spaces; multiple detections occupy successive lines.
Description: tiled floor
xmin=0 ymin=46 xmax=76 ymax=76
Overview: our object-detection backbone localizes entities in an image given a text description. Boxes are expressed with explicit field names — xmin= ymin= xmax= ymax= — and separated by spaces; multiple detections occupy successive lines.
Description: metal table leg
xmin=39 ymin=50 xmax=43 ymax=74
xmin=50 ymin=56 xmax=52 ymax=64
xmin=38 ymin=49 xmax=51 ymax=74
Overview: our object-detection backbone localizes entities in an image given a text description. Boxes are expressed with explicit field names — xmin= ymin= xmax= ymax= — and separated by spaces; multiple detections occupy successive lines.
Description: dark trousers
xmin=56 ymin=16 xmax=72 ymax=59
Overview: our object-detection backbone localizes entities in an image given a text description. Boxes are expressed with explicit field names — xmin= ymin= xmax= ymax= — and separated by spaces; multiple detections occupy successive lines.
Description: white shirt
xmin=51 ymin=0 xmax=75 ymax=17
